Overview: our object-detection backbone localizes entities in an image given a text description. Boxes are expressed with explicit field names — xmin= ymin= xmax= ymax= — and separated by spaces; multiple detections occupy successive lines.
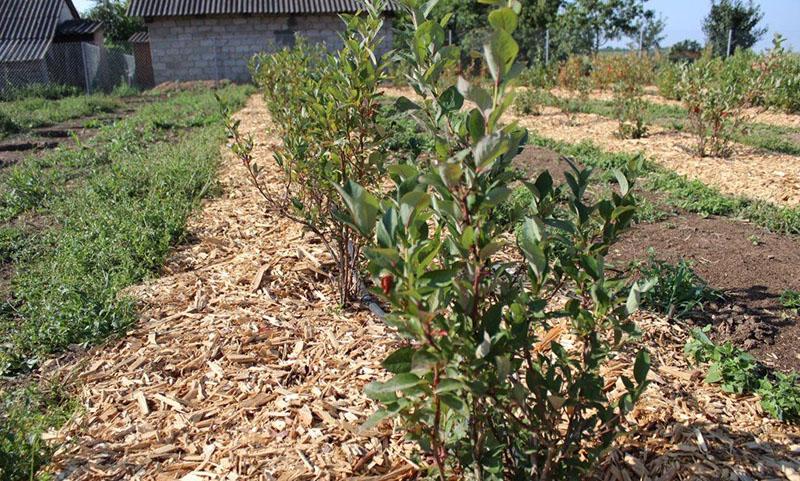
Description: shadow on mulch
xmin=515 ymin=144 xmax=800 ymax=372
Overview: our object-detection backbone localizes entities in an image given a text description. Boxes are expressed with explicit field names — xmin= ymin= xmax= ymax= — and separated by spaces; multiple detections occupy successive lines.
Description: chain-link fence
xmin=0 ymin=42 xmax=135 ymax=96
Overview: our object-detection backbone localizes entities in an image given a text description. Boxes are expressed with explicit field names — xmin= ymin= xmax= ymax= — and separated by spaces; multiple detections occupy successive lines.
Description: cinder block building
xmin=126 ymin=0 xmax=395 ymax=85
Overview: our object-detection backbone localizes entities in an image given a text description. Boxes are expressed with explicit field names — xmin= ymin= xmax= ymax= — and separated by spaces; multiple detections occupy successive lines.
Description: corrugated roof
xmin=0 ymin=0 xmax=81 ymax=62
xmin=57 ymin=19 xmax=103 ymax=36
xmin=128 ymin=0 xmax=396 ymax=17
xmin=129 ymin=30 xmax=149 ymax=43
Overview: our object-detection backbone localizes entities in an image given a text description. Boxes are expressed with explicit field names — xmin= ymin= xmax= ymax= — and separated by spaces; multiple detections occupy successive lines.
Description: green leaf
xmin=634 ymin=350 xmax=650 ymax=385
xmin=395 ymin=96 xmax=421 ymax=113
xmin=457 ymin=77 xmax=492 ymax=112
xmin=613 ymin=168 xmax=630 ymax=196
xmin=383 ymin=347 xmax=415 ymax=374
xmin=435 ymin=378 xmax=466 ymax=394
xmin=484 ymin=30 xmax=518 ymax=81
xmin=488 ymin=7 xmax=518 ymax=33
xmin=335 ymin=180 xmax=379 ymax=237
xmin=365 ymin=373 xmax=422 ymax=397
xmin=626 ymin=278 xmax=657 ymax=315
xmin=438 ymin=85 xmax=464 ymax=112
xmin=399 ymin=191 xmax=430 ymax=227
xmin=705 ymin=363 xmax=723 ymax=384
xmin=518 ymin=218 xmax=547 ymax=281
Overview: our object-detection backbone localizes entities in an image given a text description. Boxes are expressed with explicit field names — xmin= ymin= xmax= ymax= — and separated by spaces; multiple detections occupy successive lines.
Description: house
xmin=126 ymin=0 xmax=395 ymax=85
xmin=0 ymin=0 xmax=104 ymax=91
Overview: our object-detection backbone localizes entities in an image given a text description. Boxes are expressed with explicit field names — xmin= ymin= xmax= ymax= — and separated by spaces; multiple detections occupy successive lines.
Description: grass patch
xmin=0 ymin=381 xmax=77 ymax=481
xmin=0 ymin=84 xmax=251 ymax=481
xmin=0 ymin=95 xmax=122 ymax=138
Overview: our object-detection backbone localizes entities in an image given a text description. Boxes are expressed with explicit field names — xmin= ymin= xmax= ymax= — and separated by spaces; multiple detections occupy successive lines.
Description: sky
xmin=72 ymin=0 xmax=800 ymax=51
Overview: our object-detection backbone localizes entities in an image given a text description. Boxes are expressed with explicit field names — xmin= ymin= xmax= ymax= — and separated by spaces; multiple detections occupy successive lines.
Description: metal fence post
xmin=726 ymin=28 xmax=733 ymax=57
xmin=545 ymin=29 xmax=550 ymax=65
xmin=81 ymin=42 xmax=90 ymax=93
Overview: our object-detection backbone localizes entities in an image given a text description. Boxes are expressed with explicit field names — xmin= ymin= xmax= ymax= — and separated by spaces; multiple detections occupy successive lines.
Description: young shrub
xmin=612 ymin=55 xmax=650 ymax=139
xmin=518 ymin=64 xmax=556 ymax=89
xmin=339 ymin=1 xmax=653 ymax=478
xmin=512 ymin=88 xmax=552 ymax=116
xmin=678 ymin=55 xmax=755 ymax=158
xmin=760 ymin=35 xmax=800 ymax=114
xmin=656 ymin=60 xmax=683 ymax=100
xmin=232 ymin=4 xmax=389 ymax=304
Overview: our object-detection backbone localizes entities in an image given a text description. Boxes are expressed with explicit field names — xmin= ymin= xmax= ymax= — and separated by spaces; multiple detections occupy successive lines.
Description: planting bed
xmin=0 ymin=97 xmax=153 ymax=168
xmin=512 ymin=108 xmax=800 ymax=206
xmin=42 ymin=95 xmax=800 ymax=481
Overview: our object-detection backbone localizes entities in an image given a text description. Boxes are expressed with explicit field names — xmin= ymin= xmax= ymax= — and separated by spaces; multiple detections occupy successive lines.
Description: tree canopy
xmin=85 ymin=0 xmax=144 ymax=51
xmin=702 ymin=0 xmax=766 ymax=56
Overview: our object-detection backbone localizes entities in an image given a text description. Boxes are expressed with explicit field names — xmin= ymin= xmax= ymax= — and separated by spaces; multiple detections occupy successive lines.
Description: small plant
xmin=780 ymin=289 xmax=800 ymax=311
xmin=512 ymin=88 xmax=548 ymax=116
xmin=612 ymin=56 xmax=651 ymax=139
xmin=758 ymin=372 xmax=800 ymax=422
xmin=685 ymin=327 xmax=800 ymax=422
xmin=678 ymin=54 xmax=756 ymax=158
xmin=747 ymin=234 xmax=761 ymax=246
xmin=340 ymin=2 xmax=653 ymax=478
xmin=518 ymin=64 xmax=556 ymax=89
xmin=635 ymin=250 xmax=721 ymax=319
xmin=234 ymin=4 xmax=389 ymax=305
xmin=558 ymin=55 xmax=592 ymax=124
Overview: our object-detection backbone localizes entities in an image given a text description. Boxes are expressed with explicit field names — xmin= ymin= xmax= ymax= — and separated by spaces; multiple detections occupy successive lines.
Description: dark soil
xmin=515 ymin=145 xmax=800 ymax=372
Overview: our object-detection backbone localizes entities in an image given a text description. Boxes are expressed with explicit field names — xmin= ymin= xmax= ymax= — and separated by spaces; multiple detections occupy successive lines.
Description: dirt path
xmin=46 ymin=95 xmax=800 ymax=481
xmin=48 ymin=95 xmax=412 ymax=480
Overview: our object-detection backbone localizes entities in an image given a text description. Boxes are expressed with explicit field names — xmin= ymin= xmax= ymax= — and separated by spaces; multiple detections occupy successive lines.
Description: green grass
xmin=0 ymin=84 xmax=251 ymax=481
xmin=0 ymin=94 xmax=122 ymax=139
xmin=526 ymin=134 xmax=800 ymax=236
xmin=1 ymin=381 xmax=77 ymax=481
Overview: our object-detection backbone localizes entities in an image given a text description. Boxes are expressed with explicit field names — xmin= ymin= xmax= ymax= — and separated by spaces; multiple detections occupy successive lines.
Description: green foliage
xmin=702 ymin=0 xmax=766 ymax=57
xmin=0 ymin=381 xmax=76 ymax=481
xmin=85 ymin=0 xmax=144 ymax=51
xmin=678 ymin=54 xmax=755 ymax=157
xmin=0 ymin=83 xmax=81 ymax=102
xmin=656 ymin=60 xmax=684 ymax=100
xmin=758 ymin=372 xmax=800 ymax=422
xmin=668 ymin=40 xmax=703 ymax=64
xmin=241 ymin=4 xmax=389 ymax=304
xmin=759 ymin=35 xmax=800 ymax=113
xmin=635 ymin=252 xmax=721 ymax=319
xmin=340 ymin=2 xmax=651 ymax=478
xmin=780 ymin=290 xmax=800 ymax=311
xmin=611 ymin=55 xmax=650 ymax=139
xmin=517 ymin=65 xmax=556 ymax=88
xmin=0 ymin=86 xmax=250 ymax=375
xmin=0 ymin=94 xmax=121 ymax=138
xmin=512 ymin=88 xmax=551 ymax=116
xmin=685 ymin=327 xmax=800 ymax=422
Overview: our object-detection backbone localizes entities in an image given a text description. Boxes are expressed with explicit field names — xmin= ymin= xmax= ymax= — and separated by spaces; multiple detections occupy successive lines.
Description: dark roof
xmin=0 ymin=0 xmax=82 ymax=62
xmin=128 ymin=0 xmax=396 ymax=17
xmin=57 ymin=19 xmax=103 ymax=36
xmin=128 ymin=31 xmax=149 ymax=43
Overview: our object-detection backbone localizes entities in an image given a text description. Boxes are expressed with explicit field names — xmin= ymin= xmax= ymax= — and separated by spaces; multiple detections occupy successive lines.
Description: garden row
xmin=0 ymin=85 xmax=251 ymax=480
xmin=229 ymin=1 xmax=800 ymax=478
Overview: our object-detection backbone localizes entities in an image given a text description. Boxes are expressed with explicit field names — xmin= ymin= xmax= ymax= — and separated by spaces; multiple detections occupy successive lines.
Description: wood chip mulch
xmin=46 ymin=95 xmax=800 ymax=481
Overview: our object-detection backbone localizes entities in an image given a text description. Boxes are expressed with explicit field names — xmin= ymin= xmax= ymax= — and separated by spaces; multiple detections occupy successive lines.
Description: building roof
xmin=128 ymin=0 xmax=396 ymax=17
xmin=57 ymin=19 xmax=103 ymax=36
xmin=0 ymin=0 xmax=83 ymax=62
xmin=128 ymin=31 xmax=149 ymax=43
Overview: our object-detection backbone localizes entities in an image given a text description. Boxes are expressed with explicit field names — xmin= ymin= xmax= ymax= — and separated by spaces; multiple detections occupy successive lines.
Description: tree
xmin=668 ymin=39 xmax=703 ymax=63
xmin=555 ymin=0 xmax=654 ymax=56
xmin=85 ymin=0 xmax=144 ymax=51
xmin=635 ymin=10 xmax=666 ymax=52
xmin=702 ymin=0 xmax=766 ymax=57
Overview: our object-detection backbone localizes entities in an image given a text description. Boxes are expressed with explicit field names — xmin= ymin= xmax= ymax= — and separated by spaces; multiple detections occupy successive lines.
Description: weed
xmin=635 ymin=250 xmax=721 ymax=319
xmin=780 ymin=290 xmax=800 ymax=311
xmin=0 ymin=381 xmax=77 ymax=480
xmin=685 ymin=327 xmax=800 ymax=422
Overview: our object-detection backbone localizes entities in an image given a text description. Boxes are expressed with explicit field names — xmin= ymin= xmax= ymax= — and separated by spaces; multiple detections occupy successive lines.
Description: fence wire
xmin=0 ymin=42 xmax=135 ymax=96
